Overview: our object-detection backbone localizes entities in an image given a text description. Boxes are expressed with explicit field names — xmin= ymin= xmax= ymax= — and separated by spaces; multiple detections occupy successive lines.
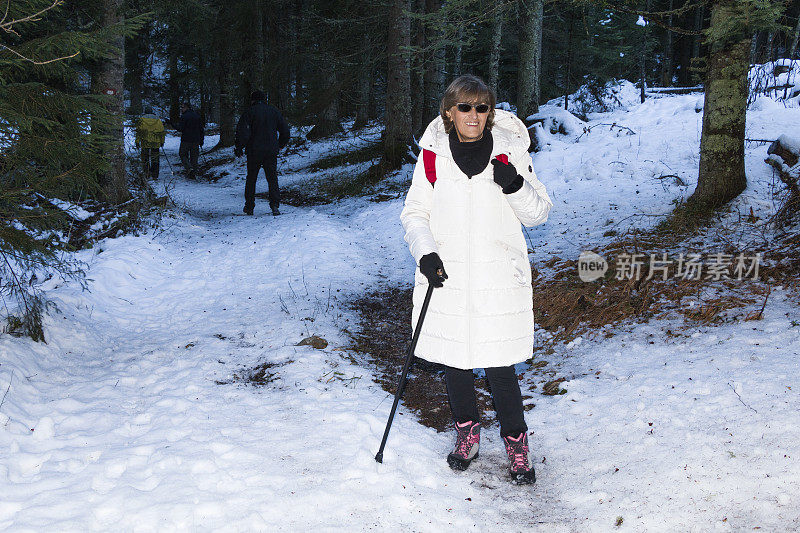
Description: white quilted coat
xmin=400 ymin=109 xmax=553 ymax=370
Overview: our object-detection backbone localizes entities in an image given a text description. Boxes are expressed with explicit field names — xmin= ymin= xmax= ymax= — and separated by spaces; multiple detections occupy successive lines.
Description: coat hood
xmin=139 ymin=116 xmax=164 ymax=129
xmin=418 ymin=108 xmax=531 ymax=159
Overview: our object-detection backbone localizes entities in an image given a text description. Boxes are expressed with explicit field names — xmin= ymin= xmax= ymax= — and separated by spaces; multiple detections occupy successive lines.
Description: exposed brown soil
xmin=197 ymin=155 xmax=235 ymax=182
xmin=215 ymin=361 xmax=290 ymax=387
xmin=346 ymin=287 xmax=539 ymax=432
xmin=532 ymin=229 xmax=800 ymax=348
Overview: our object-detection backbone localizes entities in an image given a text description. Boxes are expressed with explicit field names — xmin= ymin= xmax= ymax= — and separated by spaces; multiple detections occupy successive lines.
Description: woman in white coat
xmin=400 ymin=75 xmax=553 ymax=484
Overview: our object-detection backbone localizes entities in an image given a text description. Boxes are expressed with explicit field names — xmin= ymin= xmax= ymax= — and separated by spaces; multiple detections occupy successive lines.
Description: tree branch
xmin=0 ymin=0 xmax=62 ymax=34
xmin=595 ymin=0 xmax=708 ymax=36
xmin=0 ymin=43 xmax=79 ymax=65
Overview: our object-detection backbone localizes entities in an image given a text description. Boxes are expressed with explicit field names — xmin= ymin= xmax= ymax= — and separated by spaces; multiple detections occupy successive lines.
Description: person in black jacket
xmin=175 ymin=102 xmax=204 ymax=180
xmin=235 ymin=90 xmax=290 ymax=216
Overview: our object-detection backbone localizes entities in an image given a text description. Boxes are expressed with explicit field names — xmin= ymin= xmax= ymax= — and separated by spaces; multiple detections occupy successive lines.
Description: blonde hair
xmin=439 ymin=74 xmax=496 ymax=134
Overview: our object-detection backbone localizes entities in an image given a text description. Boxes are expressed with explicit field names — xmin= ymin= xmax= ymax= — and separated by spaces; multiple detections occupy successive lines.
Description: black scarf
xmin=449 ymin=128 xmax=493 ymax=178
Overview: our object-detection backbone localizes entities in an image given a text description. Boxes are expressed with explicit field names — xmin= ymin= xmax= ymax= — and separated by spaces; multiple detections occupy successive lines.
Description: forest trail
xmin=2 ymin=139 xmax=566 ymax=531
xmin=3 ymin=100 xmax=800 ymax=530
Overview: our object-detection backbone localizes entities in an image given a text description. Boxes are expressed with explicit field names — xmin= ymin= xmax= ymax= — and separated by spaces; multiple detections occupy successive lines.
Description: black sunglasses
xmin=456 ymin=103 xmax=490 ymax=113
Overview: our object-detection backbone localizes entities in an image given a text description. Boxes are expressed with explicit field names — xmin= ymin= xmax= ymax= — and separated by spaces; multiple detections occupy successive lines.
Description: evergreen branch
xmin=593 ymin=0 xmax=707 ymax=36
xmin=0 ymin=248 xmax=33 ymax=324
xmin=0 ymin=43 xmax=79 ymax=65
xmin=0 ymin=0 xmax=9 ymax=30
xmin=0 ymin=0 xmax=62 ymax=36
xmin=596 ymin=0 xmax=705 ymax=18
xmin=0 ymin=249 xmax=60 ymax=268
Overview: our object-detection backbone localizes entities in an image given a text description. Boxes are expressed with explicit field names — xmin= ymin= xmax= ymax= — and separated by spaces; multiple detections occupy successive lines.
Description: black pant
xmin=245 ymin=151 xmax=279 ymax=211
xmin=140 ymin=147 xmax=160 ymax=180
xmin=444 ymin=365 xmax=527 ymax=438
xmin=179 ymin=142 xmax=199 ymax=178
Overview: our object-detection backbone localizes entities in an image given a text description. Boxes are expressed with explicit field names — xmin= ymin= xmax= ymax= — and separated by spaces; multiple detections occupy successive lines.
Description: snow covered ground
xmin=1 ymin=92 xmax=799 ymax=532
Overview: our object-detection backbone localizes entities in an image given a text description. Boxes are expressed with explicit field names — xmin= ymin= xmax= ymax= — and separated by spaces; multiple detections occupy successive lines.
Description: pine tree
xmin=517 ymin=0 xmax=543 ymax=119
xmin=383 ymin=0 xmax=412 ymax=168
xmin=690 ymin=0 xmax=786 ymax=211
xmin=0 ymin=0 xmax=144 ymax=340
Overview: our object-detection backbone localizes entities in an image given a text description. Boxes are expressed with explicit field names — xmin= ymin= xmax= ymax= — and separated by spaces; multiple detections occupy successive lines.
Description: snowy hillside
xmin=1 ymin=90 xmax=799 ymax=531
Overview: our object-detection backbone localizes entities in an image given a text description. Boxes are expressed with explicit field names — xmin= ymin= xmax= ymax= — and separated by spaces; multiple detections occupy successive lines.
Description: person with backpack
xmin=399 ymin=74 xmax=553 ymax=484
xmin=235 ymin=90 xmax=290 ymax=216
xmin=174 ymin=101 xmax=204 ymax=180
xmin=134 ymin=107 xmax=166 ymax=181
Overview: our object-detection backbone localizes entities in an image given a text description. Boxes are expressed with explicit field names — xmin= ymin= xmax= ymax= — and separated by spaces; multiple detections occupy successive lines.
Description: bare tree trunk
xmin=750 ymin=31 xmax=759 ymax=64
xmin=198 ymin=50 xmax=208 ymax=124
xmin=423 ymin=0 xmax=445 ymax=122
xmin=690 ymin=0 xmax=751 ymax=210
xmin=639 ymin=32 xmax=647 ymax=103
xmin=285 ymin=1 xmax=299 ymax=114
xmin=383 ymin=0 xmax=412 ymax=168
xmin=167 ymin=49 xmax=180 ymax=125
xmin=765 ymin=31 xmax=775 ymax=63
xmin=638 ymin=0 xmax=651 ymax=103
xmin=453 ymin=26 xmax=464 ymax=76
xmin=266 ymin=4 xmax=280 ymax=108
xmin=307 ymin=62 xmax=343 ymax=139
xmin=98 ymin=0 xmax=127 ymax=203
xmin=660 ymin=0 xmax=674 ymax=86
xmin=277 ymin=7 xmax=291 ymax=112
xmin=256 ymin=2 xmax=267 ymax=93
xmin=488 ymin=2 xmax=504 ymax=93
xmin=790 ymin=14 xmax=800 ymax=58
xmin=216 ymin=36 xmax=236 ymax=148
xmin=517 ymin=0 xmax=543 ymax=119
xmin=353 ymin=36 xmax=373 ymax=129
xmin=125 ymin=26 xmax=146 ymax=116
xmin=692 ymin=4 xmax=704 ymax=60
xmin=293 ymin=0 xmax=307 ymax=112
xmin=411 ymin=0 xmax=426 ymax=137
xmin=564 ymin=10 xmax=574 ymax=111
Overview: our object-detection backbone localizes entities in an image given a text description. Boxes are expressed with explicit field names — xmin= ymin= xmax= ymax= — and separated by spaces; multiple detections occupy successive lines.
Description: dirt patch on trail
xmin=215 ymin=361 xmax=290 ymax=387
xmin=348 ymin=287 xmax=518 ymax=432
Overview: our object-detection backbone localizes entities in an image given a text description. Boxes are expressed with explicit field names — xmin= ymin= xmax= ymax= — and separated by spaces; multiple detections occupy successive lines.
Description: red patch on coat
xmin=422 ymin=149 xmax=437 ymax=185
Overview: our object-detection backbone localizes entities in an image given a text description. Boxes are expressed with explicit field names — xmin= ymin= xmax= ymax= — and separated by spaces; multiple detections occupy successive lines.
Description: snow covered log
xmin=525 ymin=106 xmax=586 ymax=152
xmin=766 ymin=134 xmax=800 ymax=225
xmin=646 ymin=86 xmax=704 ymax=95
xmin=766 ymin=135 xmax=800 ymax=188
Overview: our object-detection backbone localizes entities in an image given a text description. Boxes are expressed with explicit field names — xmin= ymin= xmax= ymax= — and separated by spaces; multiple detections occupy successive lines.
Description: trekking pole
xmin=375 ymin=280 xmax=436 ymax=464
xmin=161 ymin=147 xmax=175 ymax=176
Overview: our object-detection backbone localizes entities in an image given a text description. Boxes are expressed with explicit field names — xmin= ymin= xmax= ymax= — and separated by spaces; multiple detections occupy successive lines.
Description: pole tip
xmin=374 ymin=452 xmax=383 ymax=463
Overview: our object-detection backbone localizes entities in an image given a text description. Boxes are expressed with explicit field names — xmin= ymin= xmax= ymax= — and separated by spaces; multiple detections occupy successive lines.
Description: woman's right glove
xmin=419 ymin=252 xmax=448 ymax=287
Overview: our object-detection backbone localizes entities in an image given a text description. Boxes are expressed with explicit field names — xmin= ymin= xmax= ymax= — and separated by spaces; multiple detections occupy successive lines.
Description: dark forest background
xmin=0 ymin=0 xmax=796 ymax=339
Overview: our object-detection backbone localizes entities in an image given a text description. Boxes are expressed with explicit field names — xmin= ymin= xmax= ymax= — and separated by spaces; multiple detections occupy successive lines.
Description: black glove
xmin=234 ymin=147 xmax=243 ymax=158
xmin=419 ymin=252 xmax=448 ymax=287
xmin=491 ymin=159 xmax=524 ymax=194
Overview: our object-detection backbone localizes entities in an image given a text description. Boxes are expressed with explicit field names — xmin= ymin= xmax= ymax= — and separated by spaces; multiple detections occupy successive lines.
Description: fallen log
xmin=766 ymin=135 xmax=800 ymax=179
xmin=646 ymin=86 xmax=704 ymax=95
xmin=765 ymin=135 xmax=800 ymax=226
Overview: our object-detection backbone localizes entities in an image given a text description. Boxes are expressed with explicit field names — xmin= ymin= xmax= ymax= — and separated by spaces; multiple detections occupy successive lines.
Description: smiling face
xmin=446 ymin=102 xmax=489 ymax=142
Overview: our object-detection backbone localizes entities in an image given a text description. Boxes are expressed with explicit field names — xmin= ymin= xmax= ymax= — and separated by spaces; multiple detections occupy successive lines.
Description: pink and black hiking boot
xmin=503 ymin=432 xmax=536 ymax=484
xmin=447 ymin=420 xmax=480 ymax=471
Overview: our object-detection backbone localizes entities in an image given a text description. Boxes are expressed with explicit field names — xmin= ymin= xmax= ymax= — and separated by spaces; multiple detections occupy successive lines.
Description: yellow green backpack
xmin=136 ymin=116 xmax=166 ymax=148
